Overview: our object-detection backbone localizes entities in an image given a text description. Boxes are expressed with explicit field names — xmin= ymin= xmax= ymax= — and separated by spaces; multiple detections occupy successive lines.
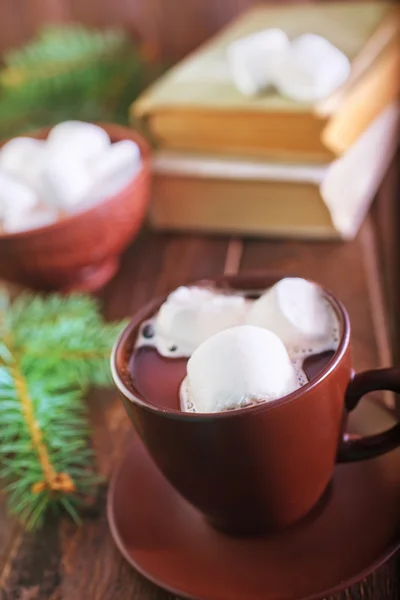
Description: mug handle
xmin=337 ymin=368 xmax=400 ymax=462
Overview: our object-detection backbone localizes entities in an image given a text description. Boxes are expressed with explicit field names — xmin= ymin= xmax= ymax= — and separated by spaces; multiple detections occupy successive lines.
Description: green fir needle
xmin=0 ymin=291 xmax=126 ymax=531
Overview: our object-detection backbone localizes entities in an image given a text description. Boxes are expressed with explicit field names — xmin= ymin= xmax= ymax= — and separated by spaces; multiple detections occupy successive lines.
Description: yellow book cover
xmin=149 ymin=103 xmax=400 ymax=239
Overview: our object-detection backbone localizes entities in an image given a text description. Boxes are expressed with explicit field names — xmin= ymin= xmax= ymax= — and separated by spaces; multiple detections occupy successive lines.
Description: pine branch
xmin=0 ymin=25 xmax=162 ymax=138
xmin=0 ymin=291 xmax=126 ymax=530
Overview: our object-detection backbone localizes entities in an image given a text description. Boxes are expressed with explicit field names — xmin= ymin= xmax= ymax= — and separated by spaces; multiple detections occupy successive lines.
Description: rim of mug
xmin=111 ymin=275 xmax=351 ymax=420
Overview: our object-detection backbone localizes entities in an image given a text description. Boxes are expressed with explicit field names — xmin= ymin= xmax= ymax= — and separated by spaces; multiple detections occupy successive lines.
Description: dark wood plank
xmin=0 ymin=498 xmax=19 ymax=587
xmin=325 ymin=558 xmax=400 ymax=600
xmin=0 ymin=0 xmax=311 ymax=58
xmin=0 ymin=230 xmax=230 ymax=600
xmin=371 ymin=155 xmax=400 ymax=365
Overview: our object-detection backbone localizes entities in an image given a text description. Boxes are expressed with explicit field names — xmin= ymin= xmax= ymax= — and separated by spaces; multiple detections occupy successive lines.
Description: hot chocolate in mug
xmin=111 ymin=274 xmax=400 ymax=535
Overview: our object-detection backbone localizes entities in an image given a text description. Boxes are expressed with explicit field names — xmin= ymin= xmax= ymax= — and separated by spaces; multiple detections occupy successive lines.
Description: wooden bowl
xmin=0 ymin=123 xmax=151 ymax=292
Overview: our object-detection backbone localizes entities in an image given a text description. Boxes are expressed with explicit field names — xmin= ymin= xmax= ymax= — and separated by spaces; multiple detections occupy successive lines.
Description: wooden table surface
xmin=1 ymin=183 xmax=400 ymax=598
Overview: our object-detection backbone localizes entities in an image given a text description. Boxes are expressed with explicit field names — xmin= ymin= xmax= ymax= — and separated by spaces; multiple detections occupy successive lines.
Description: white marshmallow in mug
xmin=0 ymin=137 xmax=46 ymax=191
xmin=274 ymin=34 xmax=351 ymax=102
xmin=41 ymin=155 xmax=92 ymax=211
xmin=183 ymin=325 xmax=300 ymax=413
xmin=245 ymin=277 xmax=334 ymax=348
xmin=46 ymin=121 xmax=111 ymax=163
xmin=227 ymin=28 xmax=290 ymax=96
xmin=154 ymin=286 xmax=248 ymax=357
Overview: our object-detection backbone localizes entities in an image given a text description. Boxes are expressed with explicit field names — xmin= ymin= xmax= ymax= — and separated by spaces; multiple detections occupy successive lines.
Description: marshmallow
xmin=0 ymin=121 xmax=141 ymax=231
xmin=183 ymin=325 xmax=300 ymax=413
xmin=0 ymin=171 xmax=39 ymax=220
xmin=3 ymin=206 xmax=57 ymax=233
xmin=246 ymin=278 xmax=333 ymax=348
xmin=227 ymin=29 xmax=290 ymax=96
xmin=89 ymin=140 xmax=140 ymax=181
xmin=0 ymin=171 xmax=57 ymax=233
xmin=85 ymin=140 xmax=141 ymax=206
xmin=154 ymin=286 xmax=248 ymax=357
xmin=274 ymin=34 xmax=351 ymax=102
xmin=41 ymin=155 xmax=92 ymax=211
xmin=46 ymin=121 xmax=110 ymax=163
xmin=0 ymin=137 xmax=46 ymax=191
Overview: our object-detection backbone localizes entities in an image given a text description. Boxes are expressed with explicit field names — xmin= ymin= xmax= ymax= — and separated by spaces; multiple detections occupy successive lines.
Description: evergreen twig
xmin=0 ymin=292 xmax=126 ymax=531
xmin=0 ymin=25 xmax=163 ymax=138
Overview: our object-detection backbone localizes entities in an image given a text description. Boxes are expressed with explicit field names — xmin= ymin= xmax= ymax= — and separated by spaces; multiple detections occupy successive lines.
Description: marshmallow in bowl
xmin=0 ymin=137 xmax=46 ymax=191
xmin=0 ymin=120 xmax=142 ymax=233
xmin=154 ymin=286 xmax=248 ymax=357
xmin=0 ymin=172 xmax=38 ymax=214
xmin=227 ymin=28 xmax=290 ymax=96
xmin=4 ymin=207 xmax=57 ymax=234
xmin=0 ymin=172 xmax=58 ymax=233
xmin=0 ymin=172 xmax=40 ymax=233
xmin=84 ymin=140 xmax=141 ymax=206
xmin=245 ymin=277 xmax=334 ymax=349
xmin=273 ymin=34 xmax=351 ymax=103
xmin=41 ymin=155 xmax=92 ymax=211
xmin=182 ymin=325 xmax=300 ymax=413
xmin=89 ymin=140 xmax=140 ymax=182
xmin=46 ymin=120 xmax=111 ymax=163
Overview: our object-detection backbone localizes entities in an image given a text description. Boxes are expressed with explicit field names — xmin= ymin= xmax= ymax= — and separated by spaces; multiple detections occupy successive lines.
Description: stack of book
xmin=131 ymin=2 xmax=400 ymax=239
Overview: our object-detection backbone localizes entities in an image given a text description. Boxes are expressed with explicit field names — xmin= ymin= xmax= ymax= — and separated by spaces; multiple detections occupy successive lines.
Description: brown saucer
xmin=108 ymin=398 xmax=400 ymax=600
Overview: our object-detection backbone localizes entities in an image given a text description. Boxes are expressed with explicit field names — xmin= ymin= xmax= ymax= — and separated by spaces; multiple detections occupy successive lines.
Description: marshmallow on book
xmin=228 ymin=30 xmax=350 ymax=101
xmin=246 ymin=277 xmax=334 ymax=349
xmin=227 ymin=28 xmax=290 ymax=96
xmin=182 ymin=325 xmax=300 ymax=413
xmin=274 ymin=34 xmax=351 ymax=102
xmin=154 ymin=286 xmax=248 ymax=357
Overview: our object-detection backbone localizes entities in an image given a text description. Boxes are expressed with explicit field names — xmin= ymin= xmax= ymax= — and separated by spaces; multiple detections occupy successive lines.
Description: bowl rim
xmin=0 ymin=122 xmax=151 ymax=240
xmin=111 ymin=274 xmax=351 ymax=421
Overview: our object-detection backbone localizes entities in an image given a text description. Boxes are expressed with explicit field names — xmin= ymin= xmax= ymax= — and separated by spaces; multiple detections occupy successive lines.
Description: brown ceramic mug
xmin=111 ymin=274 xmax=400 ymax=535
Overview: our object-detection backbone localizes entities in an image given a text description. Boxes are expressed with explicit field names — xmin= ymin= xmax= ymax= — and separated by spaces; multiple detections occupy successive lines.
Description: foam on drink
xmin=132 ymin=278 xmax=341 ymax=413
